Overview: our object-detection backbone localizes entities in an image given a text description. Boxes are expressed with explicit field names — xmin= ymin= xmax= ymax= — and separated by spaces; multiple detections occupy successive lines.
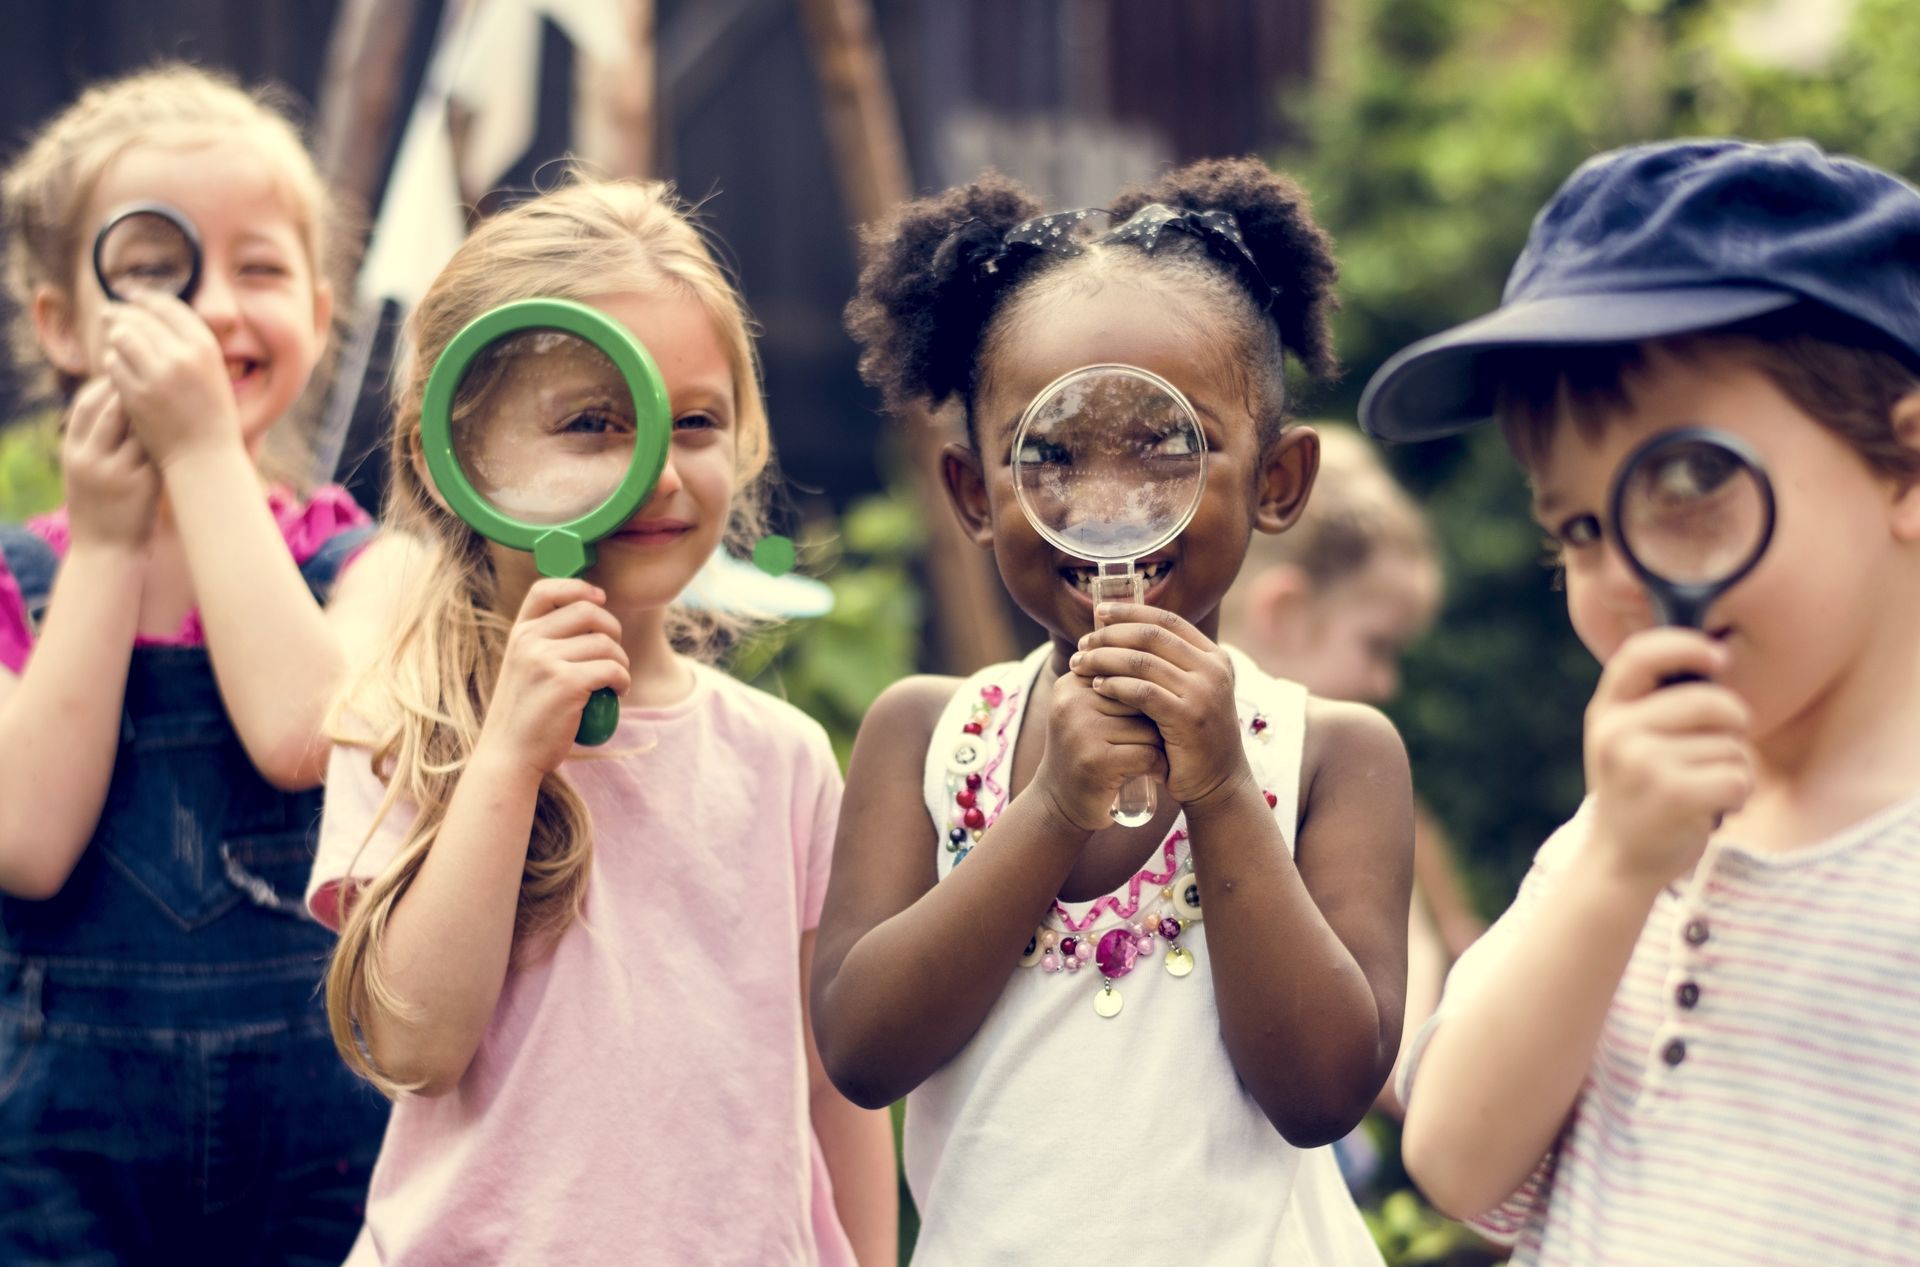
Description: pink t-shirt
xmin=307 ymin=662 xmax=856 ymax=1267
xmin=0 ymin=485 xmax=370 ymax=673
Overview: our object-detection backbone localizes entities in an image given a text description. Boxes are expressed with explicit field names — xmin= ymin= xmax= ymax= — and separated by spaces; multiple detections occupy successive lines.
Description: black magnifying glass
xmin=92 ymin=202 xmax=201 ymax=304
xmin=1608 ymin=426 xmax=1775 ymax=682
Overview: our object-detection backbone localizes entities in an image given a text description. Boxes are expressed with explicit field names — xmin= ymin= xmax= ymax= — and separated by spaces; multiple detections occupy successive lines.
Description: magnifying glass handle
xmin=576 ymin=687 xmax=621 ymax=746
xmin=1093 ymin=566 xmax=1157 ymax=828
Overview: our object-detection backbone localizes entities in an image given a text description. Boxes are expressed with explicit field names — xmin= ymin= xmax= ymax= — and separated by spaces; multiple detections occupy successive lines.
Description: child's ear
xmin=940 ymin=441 xmax=995 ymax=548
xmin=1254 ymin=425 xmax=1319 ymax=534
xmin=408 ymin=438 xmax=456 ymax=516
xmin=1892 ymin=390 xmax=1920 ymax=541
xmin=29 ymin=285 xmax=88 ymax=379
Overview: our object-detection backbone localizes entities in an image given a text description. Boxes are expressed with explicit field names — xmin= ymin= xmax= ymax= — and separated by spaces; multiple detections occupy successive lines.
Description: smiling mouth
xmin=227 ymin=358 xmax=262 ymax=386
xmin=1060 ymin=557 xmax=1171 ymax=598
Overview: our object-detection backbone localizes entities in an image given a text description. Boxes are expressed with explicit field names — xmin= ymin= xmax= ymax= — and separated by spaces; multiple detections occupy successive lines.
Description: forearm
xmin=359 ymin=748 xmax=540 ymax=1094
xmin=1401 ymin=848 xmax=1656 ymax=1217
xmin=0 ymin=545 xmax=142 ymax=898
xmin=1187 ymin=775 xmax=1394 ymax=1144
xmin=811 ymin=1088 xmax=899 ymax=1265
xmin=160 ymin=444 xmax=343 ymax=787
xmin=814 ymin=791 xmax=1090 ymax=1107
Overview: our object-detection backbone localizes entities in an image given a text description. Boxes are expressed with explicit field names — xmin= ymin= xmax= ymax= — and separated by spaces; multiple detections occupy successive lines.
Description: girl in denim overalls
xmin=0 ymin=65 xmax=407 ymax=1263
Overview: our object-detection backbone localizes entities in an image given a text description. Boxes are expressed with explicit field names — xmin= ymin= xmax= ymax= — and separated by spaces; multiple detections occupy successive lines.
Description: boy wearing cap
xmin=1362 ymin=138 xmax=1920 ymax=1266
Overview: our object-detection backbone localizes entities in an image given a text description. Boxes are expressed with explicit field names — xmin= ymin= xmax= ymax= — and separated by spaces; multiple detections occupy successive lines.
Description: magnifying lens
xmin=93 ymin=203 xmax=201 ymax=304
xmin=1608 ymin=426 xmax=1775 ymax=681
xmin=1012 ymin=364 xmax=1208 ymax=827
xmin=420 ymin=298 xmax=671 ymax=746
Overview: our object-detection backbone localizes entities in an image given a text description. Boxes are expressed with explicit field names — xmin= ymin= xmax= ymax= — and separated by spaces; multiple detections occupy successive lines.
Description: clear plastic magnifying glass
xmin=1012 ymin=364 xmax=1208 ymax=827
xmin=1609 ymin=426 xmax=1775 ymax=683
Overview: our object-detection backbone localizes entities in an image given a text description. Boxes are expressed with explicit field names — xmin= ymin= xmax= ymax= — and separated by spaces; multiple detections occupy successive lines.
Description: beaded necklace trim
xmin=939 ymin=677 xmax=1276 ymax=1017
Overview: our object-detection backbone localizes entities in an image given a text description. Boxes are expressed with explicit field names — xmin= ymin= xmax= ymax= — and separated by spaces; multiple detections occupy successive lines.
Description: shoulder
xmin=859 ymin=673 xmax=964 ymax=751
xmin=1302 ymin=696 xmax=1411 ymax=785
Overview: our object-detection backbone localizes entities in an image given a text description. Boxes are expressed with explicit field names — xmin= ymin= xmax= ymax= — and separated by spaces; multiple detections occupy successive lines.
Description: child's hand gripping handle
xmin=1093 ymin=564 xmax=1155 ymax=828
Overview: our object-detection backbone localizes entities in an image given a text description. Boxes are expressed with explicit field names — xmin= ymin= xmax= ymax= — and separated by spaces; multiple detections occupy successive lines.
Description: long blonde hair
xmin=0 ymin=62 xmax=339 ymax=485
xmin=325 ymin=178 xmax=774 ymax=1095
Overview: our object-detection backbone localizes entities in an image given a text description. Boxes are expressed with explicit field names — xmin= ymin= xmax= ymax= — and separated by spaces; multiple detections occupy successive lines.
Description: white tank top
xmin=905 ymin=644 xmax=1383 ymax=1264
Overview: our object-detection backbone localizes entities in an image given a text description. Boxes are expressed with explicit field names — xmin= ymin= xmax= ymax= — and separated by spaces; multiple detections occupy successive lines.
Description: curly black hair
xmin=846 ymin=156 xmax=1339 ymax=438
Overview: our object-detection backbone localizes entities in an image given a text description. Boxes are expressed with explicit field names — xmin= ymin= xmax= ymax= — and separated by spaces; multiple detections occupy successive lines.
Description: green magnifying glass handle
xmin=577 ymin=687 xmax=621 ymax=746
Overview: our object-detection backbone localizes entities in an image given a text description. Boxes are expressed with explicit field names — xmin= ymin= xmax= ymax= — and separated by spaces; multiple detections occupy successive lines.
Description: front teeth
xmin=1063 ymin=559 xmax=1171 ymax=596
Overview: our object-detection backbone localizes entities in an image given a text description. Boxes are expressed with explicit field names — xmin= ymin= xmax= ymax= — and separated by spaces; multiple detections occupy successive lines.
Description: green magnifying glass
xmin=420 ymin=298 xmax=671 ymax=746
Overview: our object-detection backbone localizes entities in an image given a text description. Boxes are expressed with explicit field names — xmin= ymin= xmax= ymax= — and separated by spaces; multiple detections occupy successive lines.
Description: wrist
xmin=61 ymin=535 xmax=148 ymax=571
xmin=1571 ymin=829 xmax=1673 ymax=906
xmin=154 ymin=431 xmax=249 ymax=481
xmin=1029 ymin=778 xmax=1101 ymax=847
xmin=467 ymin=731 xmax=553 ymax=792
xmin=1183 ymin=763 xmax=1258 ymax=823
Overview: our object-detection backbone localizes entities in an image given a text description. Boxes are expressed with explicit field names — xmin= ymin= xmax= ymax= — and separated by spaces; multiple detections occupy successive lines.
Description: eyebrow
xmin=673 ymin=382 xmax=736 ymax=414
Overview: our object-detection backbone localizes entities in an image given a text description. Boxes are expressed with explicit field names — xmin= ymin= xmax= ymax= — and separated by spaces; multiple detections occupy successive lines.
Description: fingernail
xmin=1096 ymin=603 xmax=1114 ymax=620
xmin=1069 ymin=652 xmax=1083 ymax=669
xmin=1077 ymin=633 xmax=1090 ymax=649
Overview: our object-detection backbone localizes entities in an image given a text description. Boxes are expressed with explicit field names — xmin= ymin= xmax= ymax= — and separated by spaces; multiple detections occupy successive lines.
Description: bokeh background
xmin=3 ymin=1 xmax=1915 ymax=1260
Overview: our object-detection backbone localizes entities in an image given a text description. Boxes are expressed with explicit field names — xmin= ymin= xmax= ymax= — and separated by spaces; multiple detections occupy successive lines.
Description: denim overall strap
xmin=0 ymin=517 xmax=388 ymax=1265
xmin=0 ymin=523 xmax=57 ymax=629
xmin=0 ymin=518 xmax=380 ymax=1018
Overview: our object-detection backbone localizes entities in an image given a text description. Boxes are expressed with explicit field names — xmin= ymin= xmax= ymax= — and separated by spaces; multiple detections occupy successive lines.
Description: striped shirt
xmin=1403 ymin=796 xmax=1920 ymax=1266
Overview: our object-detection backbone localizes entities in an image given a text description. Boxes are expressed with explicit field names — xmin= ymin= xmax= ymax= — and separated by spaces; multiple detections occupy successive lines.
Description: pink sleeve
xmin=271 ymin=484 xmax=373 ymax=567
xmin=0 ymin=555 xmax=30 ymax=675
xmin=308 ymin=739 xmax=420 ymax=931
xmin=799 ymin=729 xmax=844 ymax=932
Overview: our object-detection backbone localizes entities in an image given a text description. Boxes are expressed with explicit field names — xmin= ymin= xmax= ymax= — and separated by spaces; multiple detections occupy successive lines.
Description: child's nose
xmin=190 ymin=270 xmax=239 ymax=331
xmin=645 ymin=451 xmax=684 ymax=504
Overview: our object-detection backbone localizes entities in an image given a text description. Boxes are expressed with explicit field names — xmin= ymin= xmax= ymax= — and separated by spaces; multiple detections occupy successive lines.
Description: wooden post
xmin=797 ymin=0 xmax=1019 ymax=674
xmin=576 ymin=0 xmax=657 ymax=180
xmin=315 ymin=0 xmax=425 ymax=255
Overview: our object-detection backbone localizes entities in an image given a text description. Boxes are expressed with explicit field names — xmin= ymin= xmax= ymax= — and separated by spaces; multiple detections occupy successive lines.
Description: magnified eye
xmin=1145 ymin=428 xmax=1198 ymax=457
xmin=1650 ymin=446 xmax=1738 ymax=504
xmin=1017 ymin=437 xmax=1072 ymax=466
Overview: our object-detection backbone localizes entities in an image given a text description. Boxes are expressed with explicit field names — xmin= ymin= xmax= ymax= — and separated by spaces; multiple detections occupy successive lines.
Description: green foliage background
xmin=1288 ymin=0 xmax=1920 ymax=922
xmin=3 ymin=4 xmax=1917 ymax=1261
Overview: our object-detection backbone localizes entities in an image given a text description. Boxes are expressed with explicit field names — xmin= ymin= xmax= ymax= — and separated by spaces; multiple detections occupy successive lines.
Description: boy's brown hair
xmin=1495 ymin=314 xmax=1920 ymax=485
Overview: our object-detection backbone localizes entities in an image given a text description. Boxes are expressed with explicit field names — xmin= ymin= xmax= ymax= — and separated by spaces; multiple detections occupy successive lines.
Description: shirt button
xmin=1676 ymin=981 xmax=1701 ymax=1009
xmin=1684 ymin=919 xmax=1710 ymax=947
xmin=1663 ymin=1038 xmax=1687 ymax=1067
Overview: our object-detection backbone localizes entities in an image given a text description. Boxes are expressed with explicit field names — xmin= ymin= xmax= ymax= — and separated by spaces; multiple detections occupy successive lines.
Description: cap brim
xmin=1358 ymin=287 xmax=1799 ymax=443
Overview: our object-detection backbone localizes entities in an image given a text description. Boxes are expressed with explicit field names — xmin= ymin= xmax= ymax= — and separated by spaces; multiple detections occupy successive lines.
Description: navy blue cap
xmin=1359 ymin=139 xmax=1920 ymax=442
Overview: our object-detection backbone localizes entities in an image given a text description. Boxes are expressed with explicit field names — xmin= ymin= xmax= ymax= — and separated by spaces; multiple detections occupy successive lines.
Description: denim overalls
xmin=0 ymin=524 xmax=387 ymax=1266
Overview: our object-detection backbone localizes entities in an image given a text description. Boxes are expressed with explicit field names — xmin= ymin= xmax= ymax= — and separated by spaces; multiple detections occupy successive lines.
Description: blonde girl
xmin=0 ymin=65 xmax=405 ymax=1262
xmin=307 ymin=177 xmax=895 ymax=1265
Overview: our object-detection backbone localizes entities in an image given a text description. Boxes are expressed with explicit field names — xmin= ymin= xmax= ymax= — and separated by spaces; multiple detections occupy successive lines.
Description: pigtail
xmin=1111 ymin=157 xmax=1340 ymax=383
xmin=845 ymin=172 xmax=1045 ymax=410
